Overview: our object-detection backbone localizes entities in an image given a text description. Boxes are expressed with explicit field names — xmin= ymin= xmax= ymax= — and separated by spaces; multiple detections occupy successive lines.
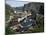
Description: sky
xmin=6 ymin=0 xmax=29 ymax=7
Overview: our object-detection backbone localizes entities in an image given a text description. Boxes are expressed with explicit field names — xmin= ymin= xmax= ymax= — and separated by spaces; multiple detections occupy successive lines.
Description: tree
xmin=39 ymin=5 xmax=44 ymax=15
xmin=5 ymin=4 xmax=14 ymax=21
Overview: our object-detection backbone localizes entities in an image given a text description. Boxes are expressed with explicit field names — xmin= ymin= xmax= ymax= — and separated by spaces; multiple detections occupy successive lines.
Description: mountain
xmin=24 ymin=2 xmax=44 ymax=15
xmin=15 ymin=6 xmax=24 ymax=12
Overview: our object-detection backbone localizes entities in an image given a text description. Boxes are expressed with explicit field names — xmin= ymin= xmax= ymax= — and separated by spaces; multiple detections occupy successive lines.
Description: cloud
xmin=15 ymin=0 xmax=28 ymax=1
xmin=6 ymin=0 xmax=30 ymax=7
